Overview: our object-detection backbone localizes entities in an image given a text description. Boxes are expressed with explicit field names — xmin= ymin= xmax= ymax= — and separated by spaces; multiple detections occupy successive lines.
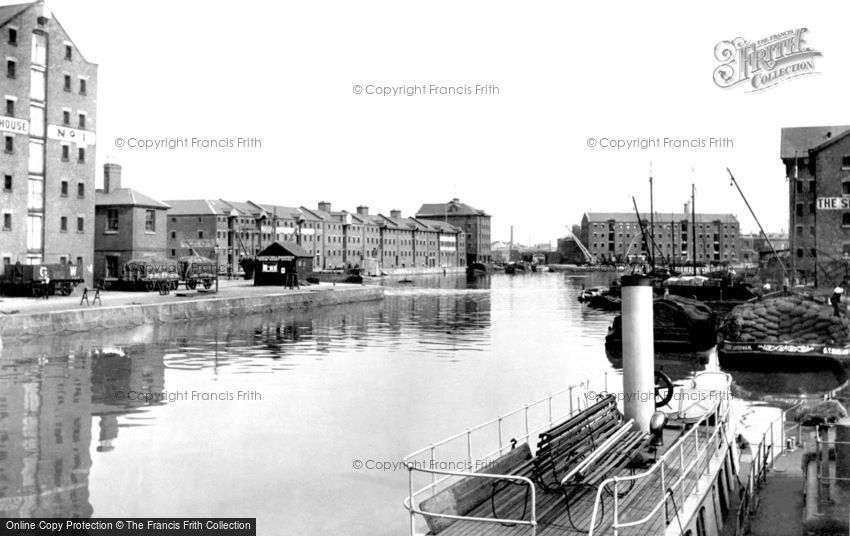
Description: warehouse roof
xmin=583 ymin=212 xmax=738 ymax=224
xmin=97 ymin=188 xmax=169 ymax=209
xmin=164 ymin=199 xmax=237 ymax=216
xmin=780 ymin=125 xmax=850 ymax=159
xmin=417 ymin=198 xmax=490 ymax=218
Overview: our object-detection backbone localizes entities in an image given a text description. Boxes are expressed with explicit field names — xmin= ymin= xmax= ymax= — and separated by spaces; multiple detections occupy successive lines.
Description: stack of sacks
xmin=722 ymin=295 xmax=850 ymax=344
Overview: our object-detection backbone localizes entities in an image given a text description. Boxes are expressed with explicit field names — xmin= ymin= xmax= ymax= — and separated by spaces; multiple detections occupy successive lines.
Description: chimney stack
xmin=357 ymin=205 xmax=369 ymax=216
xmin=318 ymin=201 xmax=331 ymax=213
xmin=103 ymin=163 xmax=122 ymax=193
xmin=390 ymin=209 xmax=401 ymax=218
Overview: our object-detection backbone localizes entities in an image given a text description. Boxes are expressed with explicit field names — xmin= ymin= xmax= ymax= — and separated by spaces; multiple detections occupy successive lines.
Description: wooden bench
xmin=420 ymin=395 xmax=644 ymax=534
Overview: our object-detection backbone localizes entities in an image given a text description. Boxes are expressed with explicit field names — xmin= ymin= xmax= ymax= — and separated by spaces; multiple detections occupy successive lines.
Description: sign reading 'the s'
xmin=817 ymin=197 xmax=850 ymax=210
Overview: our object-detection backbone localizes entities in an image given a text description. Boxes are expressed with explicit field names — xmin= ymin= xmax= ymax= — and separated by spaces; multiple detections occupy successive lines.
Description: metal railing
xmin=814 ymin=426 xmax=850 ymax=495
xmin=733 ymin=402 xmax=802 ymax=536
xmin=586 ymin=386 xmax=731 ymax=536
xmin=402 ymin=371 xmax=616 ymax=536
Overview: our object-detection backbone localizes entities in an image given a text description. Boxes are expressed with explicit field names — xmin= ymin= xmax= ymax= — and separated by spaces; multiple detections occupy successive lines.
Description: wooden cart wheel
xmin=203 ymin=279 xmax=212 ymax=289
xmin=187 ymin=279 xmax=197 ymax=290
xmin=145 ymin=280 xmax=155 ymax=292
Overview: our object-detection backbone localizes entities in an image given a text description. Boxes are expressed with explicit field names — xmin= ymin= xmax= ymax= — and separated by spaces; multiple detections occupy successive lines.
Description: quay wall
xmin=0 ymin=287 xmax=384 ymax=339
xmin=382 ymin=266 xmax=466 ymax=276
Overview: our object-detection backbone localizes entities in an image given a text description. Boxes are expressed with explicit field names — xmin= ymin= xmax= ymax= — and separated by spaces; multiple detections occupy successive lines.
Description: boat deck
xmin=431 ymin=425 xmax=714 ymax=536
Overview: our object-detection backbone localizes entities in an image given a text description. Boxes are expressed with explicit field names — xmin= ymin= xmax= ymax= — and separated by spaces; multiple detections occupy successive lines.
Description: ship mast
xmin=649 ymin=162 xmax=655 ymax=270
xmin=691 ymin=183 xmax=697 ymax=276
xmin=727 ymin=168 xmax=788 ymax=280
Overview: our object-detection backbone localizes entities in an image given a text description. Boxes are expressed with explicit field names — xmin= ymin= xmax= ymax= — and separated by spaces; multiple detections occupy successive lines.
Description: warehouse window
xmin=5 ymin=97 xmax=13 ymax=116
xmin=78 ymin=112 xmax=86 ymax=129
xmin=844 ymin=181 xmax=850 ymax=195
xmin=62 ymin=109 xmax=70 ymax=125
xmin=796 ymin=226 xmax=803 ymax=236
xmin=810 ymin=180 xmax=816 ymax=193
xmin=8 ymin=28 xmax=17 ymax=45
xmin=843 ymin=156 xmax=850 ymax=169
xmin=64 ymin=44 xmax=72 ymax=61
xmin=79 ymin=78 xmax=87 ymax=95
xmin=77 ymin=217 xmax=84 ymax=232
xmin=4 ymin=135 xmax=12 ymax=153
xmin=795 ymin=203 xmax=803 ymax=217
xmin=77 ymin=147 xmax=85 ymax=163
xmin=796 ymin=248 xmax=803 ymax=258
xmin=6 ymin=59 xmax=15 ymax=79
xmin=63 ymin=74 xmax=71 ymax=91
xmin=171 ymin=231 xmax=176 ymax=239
xmin=31 ymin=33 xmax=46 ymax=65
xmin=3 ymin=174 xmax=10 ymax=191
xmin=145 ymin=210 xmax=155 ymax=232
xmin=843 ymin=213 xmax=850 ymax=227
xmin=107 ymin=209 xmax=118 ymax=231
xmin=76 ymin=256 xmax=83 ymax=267
xmin=2 ymin=213 xmax=10 ymax=230
xmin=60 ymin=180 xmax=68 ymax=196
xmin=77 ymin=182 xmax=84 ymax=198
xmin=809 ymin=202 xmax=815 ymax=214
xmin=60 ymin=216 xmax=67 ymax=232
xmin=61 ymin=144 xmax=70 ymax=161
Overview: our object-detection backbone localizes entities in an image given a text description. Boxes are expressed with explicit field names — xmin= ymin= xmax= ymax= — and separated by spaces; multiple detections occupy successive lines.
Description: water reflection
xmin=4 ymin=271 xmax=842 ymax=535
xmin=0 ymin=276 xmax=495 ymax=524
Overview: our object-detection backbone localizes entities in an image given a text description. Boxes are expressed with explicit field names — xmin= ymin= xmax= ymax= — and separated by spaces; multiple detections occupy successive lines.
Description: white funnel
xmin=621 ymin=275 xmax=655 ymax=432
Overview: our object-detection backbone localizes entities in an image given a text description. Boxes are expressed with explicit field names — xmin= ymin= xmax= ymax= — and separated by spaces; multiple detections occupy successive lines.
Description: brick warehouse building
xmin=0 ymin=1 xmax=97 ymax=283
xmin=580 ymin=211 xmax=740 ymax=265
xmin=416 ymin=198 xmax=491 ymax=265
xmin=163 ymin=199 xmax=469 ymax=274
xmin=781 ymin=125 xmax=850 ymax=286
xmin=94 ymin=163 xmax=169 ymax=282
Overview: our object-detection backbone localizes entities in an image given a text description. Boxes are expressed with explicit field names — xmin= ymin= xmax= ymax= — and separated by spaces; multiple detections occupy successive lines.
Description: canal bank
xmin=0 ymin=281 xmax=383 ymax=339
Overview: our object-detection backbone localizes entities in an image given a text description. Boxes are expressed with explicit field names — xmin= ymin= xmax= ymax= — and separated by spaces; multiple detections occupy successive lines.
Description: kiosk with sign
xmin=254 ymin=242 xmax=313 ymax=287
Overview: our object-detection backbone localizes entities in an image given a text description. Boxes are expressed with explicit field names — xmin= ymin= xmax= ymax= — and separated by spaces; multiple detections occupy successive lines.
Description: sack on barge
xmin=721 ymin=295 xmax=850 ymax=344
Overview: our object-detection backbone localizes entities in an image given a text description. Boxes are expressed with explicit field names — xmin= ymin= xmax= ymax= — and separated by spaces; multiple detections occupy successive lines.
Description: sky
xmin=13 ymin=0 xmax=850 ymax=244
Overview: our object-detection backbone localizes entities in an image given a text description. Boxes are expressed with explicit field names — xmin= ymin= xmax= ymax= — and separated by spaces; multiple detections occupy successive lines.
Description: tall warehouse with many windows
xmin=0 ymin=1 xmax=97 ymax=283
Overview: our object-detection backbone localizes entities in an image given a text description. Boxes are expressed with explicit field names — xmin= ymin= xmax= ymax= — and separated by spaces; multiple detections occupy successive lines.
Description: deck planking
xmin=427 ymin=425 xmax=717 ymax=536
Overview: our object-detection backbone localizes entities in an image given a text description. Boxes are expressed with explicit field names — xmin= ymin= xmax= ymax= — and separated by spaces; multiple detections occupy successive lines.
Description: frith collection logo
xmin=713 ymin=28 xmax=822 ymax=92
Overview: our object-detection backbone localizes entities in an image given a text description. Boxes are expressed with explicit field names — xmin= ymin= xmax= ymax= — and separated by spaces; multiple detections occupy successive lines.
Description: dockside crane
xmin=564 ymin=227 xmax=594 ymax=264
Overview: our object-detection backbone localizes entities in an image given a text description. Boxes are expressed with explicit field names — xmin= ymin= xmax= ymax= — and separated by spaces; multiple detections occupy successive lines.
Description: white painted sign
xmin=0 ymin=116 xmax=29 ymax=135
xmin=275 ymin=227 xmax=295 ymax=235
xmin=47 ymin=124 xmax=96 ymax=146
xmin=817 ymin=197 xmax=850 ymax=210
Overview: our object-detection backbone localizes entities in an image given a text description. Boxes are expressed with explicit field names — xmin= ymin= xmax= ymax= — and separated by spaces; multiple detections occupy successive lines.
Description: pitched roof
xmin=584 ymin=212 xmax=738 ymax=224
xmin=416 ymin=199 xmax=490 ymax=218
xmin=780 ymin=125 xmax=850 ymax=159
xmin=418 ymin=219 xmax=462 ymax=233
xmin=0 ymin=2 xmax=34 ymax=27
xmin=96 ymin=188 xmax=169 ymax=209
xmin=221 ymin=200 xmax=264 ymax=217
xmin=164 ymin=199 xmax=236 ymax=216
xmin=253 ymin=203 xmax=303 ymax=220
xmin=297 ymin=206 xmax=326 ymax=221
xmin=257 ymin=241 xmax=312 ymax=258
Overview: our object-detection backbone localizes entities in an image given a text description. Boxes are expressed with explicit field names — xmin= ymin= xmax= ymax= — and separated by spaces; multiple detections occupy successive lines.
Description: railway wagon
xmin=101 ymin=257 xmax=180 ymax=291
xmin=178 ymin=255 xmax=217 ymax=290
xmin=0 ymin=263 xmax=84 ymax=297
